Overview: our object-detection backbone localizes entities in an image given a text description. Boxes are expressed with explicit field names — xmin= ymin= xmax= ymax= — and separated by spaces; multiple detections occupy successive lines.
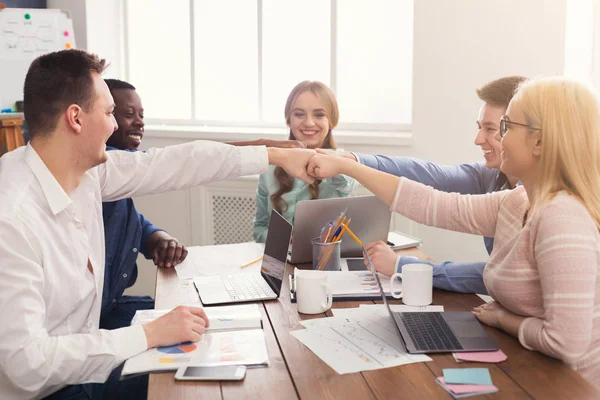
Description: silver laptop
xmin=363 ymin=247 xmax=498 ymax=354
xmin=194 ymin=210 xmax=292 ymax=306
xmin=289 ymin=195 xmax=391 ymax=263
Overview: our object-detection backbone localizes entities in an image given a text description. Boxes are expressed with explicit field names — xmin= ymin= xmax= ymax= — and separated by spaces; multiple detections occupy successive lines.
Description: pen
xmin=240 ymin=256 xmax=263 ymax=268
xmin=330 ymin=226 xmax=343 ymax=242
xmin=323 ymin=222 xmax=333 ymax=242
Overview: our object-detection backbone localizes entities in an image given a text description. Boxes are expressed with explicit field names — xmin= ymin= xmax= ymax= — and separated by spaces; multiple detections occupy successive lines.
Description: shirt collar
xmin=24 ymin=143 xmax=72 ymax=215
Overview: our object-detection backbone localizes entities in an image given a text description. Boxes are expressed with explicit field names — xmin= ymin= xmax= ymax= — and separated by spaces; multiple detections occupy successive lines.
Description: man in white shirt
xmin=0 ymin=49 xmax=317 ymax=400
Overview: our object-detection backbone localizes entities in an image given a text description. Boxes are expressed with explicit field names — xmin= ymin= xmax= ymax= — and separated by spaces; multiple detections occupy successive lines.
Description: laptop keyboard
xmin=221 ymin=274 xmax=275 ymax=301
xmin=399 ymin=312 xmax=463 ymax=351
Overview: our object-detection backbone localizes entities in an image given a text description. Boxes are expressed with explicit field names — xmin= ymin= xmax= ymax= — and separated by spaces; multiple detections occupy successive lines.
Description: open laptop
xmin=193 ymin=210 xmax=292 ymax=306
xmin=363 ymin=248 xmax=498 ymax=354
xmin=290 ymin=195 xmax=391 ymax=263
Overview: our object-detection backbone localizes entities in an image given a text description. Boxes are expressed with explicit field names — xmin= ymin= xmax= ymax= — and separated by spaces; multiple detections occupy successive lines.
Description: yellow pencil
xmin=240 ymin=256 xmax=263 ymax=268
xmin=341 ymin=224 xmax=362 ymax=247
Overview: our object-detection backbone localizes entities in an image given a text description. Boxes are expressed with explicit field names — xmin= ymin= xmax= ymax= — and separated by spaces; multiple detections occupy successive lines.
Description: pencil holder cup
xmin=312 ymin=237 xmax=341 ymax=271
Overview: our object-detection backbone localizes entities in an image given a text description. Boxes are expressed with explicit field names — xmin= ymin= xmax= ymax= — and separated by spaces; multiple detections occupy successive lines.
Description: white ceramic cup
xmin=389 ymin=263 xmax=433 ymax=306
xmin=294 ymin=267 xmax=333 ymax=314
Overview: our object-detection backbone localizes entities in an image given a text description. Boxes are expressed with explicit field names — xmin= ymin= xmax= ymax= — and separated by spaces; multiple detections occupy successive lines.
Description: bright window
xmin=124 ymin=0 xmax=413 ymax=130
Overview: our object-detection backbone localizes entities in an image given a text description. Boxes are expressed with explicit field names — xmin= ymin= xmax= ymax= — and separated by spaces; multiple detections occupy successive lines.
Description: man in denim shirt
xmin=100 ymin=79 xmax=188 ymax=331
xmin=101 ymin=79 xmax=311 ymax=331
xmin=327 ymin=76 xmax=525 ymax=295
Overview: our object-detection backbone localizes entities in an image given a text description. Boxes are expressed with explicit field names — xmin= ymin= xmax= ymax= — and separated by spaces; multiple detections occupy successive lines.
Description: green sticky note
xmin=443 ymin=368 xmax=492 ymax=386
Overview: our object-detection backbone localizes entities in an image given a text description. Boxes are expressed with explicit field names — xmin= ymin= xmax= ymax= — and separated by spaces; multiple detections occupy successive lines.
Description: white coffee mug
xmin=294 ymin=267 xmax=333 ymax=314
xmin=389 ymin=263 xmax=433 ymax=306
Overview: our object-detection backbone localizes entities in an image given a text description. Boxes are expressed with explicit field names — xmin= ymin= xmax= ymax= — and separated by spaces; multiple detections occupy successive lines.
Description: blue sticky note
xmin=442 ymin=368 xmax=492 ymax=386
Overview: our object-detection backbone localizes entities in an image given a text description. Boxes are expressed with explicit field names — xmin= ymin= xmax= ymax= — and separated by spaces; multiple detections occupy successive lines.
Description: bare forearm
xmin=226 ymin=140 xmax=264 ymax=147
xmin=341 ymin=159 xmax=401 ymax=206
xmin=498 ymin=311 xmax=526 ymax=337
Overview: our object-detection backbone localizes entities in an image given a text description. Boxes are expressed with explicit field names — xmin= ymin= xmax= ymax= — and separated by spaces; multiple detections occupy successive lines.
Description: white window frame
xmin=121 ymin=0 xmax=413 ymax=147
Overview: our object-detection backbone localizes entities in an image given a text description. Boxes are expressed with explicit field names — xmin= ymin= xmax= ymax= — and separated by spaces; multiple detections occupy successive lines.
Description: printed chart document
xmin=291 ymin=271 xmax=394 ymax=301
xmin=122 ymin=304 xmax=268 ymax=376
xmin=175 ymin=242 xmax=265 ymax=279
xmin=326 ymin=271 xmax=393 ymax=299
xmin=291 ymin=306 xmax=432 ymax=374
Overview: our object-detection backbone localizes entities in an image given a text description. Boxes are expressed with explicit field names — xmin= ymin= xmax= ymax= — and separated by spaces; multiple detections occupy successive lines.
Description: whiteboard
xmin=0 ymin=8 xmax=76 ymax=110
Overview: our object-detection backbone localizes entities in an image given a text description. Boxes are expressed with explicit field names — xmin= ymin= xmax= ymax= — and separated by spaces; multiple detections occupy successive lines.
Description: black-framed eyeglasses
xmin=499 ymin=115 xmax=541 ymax=138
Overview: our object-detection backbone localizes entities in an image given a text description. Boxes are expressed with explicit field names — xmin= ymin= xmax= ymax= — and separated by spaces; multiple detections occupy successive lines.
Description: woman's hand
xmin=472 ymin=301 xmax=508 ymax=328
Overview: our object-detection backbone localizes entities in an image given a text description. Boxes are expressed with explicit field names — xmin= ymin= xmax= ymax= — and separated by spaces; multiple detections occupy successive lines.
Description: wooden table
xmin=148 ymin=248 xmax=600 ymax=399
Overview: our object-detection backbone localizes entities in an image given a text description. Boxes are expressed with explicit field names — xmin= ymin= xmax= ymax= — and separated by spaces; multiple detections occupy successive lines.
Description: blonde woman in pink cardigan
xmin=307 ymin=77 xmax=600 ymax=388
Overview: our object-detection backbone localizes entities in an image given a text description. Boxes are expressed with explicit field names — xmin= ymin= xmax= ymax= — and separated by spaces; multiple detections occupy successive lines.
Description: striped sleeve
xmin=520 ymin=196 xmax=599 ymax=364
xmin=390 ymin=177 xmax=510 ymax=238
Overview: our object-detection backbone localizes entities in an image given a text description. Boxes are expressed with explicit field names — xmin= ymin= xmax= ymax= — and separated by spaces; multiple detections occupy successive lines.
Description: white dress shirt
xmin=0 ymin=141 xmax=268 ymax=399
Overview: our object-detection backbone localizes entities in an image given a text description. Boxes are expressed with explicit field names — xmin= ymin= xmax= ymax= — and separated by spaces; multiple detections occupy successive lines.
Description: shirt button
xmin=87 ymin=321 xmax=93 ymax=328
xmin=123 ymin=273 xmax=128 ymax=278
xmin=112 ymin=299 xmax=117 ymax=303
xmin=132 ymin=248 xmax=138 ymax=253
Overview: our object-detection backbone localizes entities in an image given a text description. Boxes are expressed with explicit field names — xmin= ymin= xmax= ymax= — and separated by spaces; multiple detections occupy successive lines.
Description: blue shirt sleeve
xmin=253 ymin=174 xmax=270 ymax=243
xmin=396 ymin=256 xmax=488 ymax=294
xmin=355 ymin=153 xmax=488 ymax=195
xmin=139 ymin=212 xmax=163 ymax=259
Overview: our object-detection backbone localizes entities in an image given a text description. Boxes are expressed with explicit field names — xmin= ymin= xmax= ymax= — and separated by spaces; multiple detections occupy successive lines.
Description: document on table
xmin=291 ymin=307 xmax=431 ymax=374
xmin=331 ymin=304 xmax=444 ymax=319
xmin=175 ymin=242 xmax=265 ymax=279
xmin=477 ymin=294 xmax=494 ymax=303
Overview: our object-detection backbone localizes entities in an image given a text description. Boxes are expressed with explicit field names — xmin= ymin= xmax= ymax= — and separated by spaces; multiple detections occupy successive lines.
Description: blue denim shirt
xmin=356 ymin=153 xmax=513 ymax=294
xmin=101 ymin=147 xmax=162 ymax=319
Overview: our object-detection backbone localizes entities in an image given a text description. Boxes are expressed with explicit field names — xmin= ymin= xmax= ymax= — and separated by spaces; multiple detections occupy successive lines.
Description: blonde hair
xmin=272 ymin=81 xmax=339 ymax=214
xmin=514 ymin=77 xmax=600 ymax=227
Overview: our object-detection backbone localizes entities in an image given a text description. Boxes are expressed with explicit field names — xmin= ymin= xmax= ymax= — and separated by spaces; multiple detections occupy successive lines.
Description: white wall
xmin=71 ymin=0 xmax=568 ymax=297
xmin=407 ymin=0 xmax=566 ymax=264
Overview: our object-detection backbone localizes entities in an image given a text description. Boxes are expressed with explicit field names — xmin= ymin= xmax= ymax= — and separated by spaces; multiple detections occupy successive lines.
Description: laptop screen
xmin=363 ymin=246 xmax=407 ymax=351
xmin=260 ymin=210 xmax=293 ymax=296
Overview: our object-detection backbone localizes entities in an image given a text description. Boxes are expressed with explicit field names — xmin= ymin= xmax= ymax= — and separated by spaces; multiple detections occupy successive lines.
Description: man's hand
xmin=315 ymin=148 xmax=358 ymax=161
xmin=143 ymin=306 xmax=209 ymax=348
xmin=363 ymin=241 xmax=397 ymax=276
xmin=268 ymin=148 xmax=317 ymax=184
xmin=147 ymin=231 xmax=188 ymax=268
xmin=227 ymin=139 xmax=307 ymax=149
xmin=261 ymin=139 xmax=307 ymax=149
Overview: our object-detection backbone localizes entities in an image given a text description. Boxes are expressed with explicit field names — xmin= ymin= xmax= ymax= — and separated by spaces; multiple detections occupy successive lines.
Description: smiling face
xmin=288 ymin=90 xmax=331 ymax=149
xmin=473 ymin=103 xmax=505 ymax=168
xmin=106 ymin=88 xmax=144 ymax=150
xmin=496 ymin=99 xmax=541 ymax=184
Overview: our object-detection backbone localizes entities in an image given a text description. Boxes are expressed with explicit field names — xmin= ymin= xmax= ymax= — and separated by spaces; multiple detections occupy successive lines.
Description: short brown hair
xmin=24 ymin=49 xmax=107 ymax=138
xmin=476 ymin=76 xmax=527 ymax=109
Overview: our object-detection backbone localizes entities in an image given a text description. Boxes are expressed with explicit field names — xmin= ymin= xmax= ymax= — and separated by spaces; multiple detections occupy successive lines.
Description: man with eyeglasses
xmin=323 ymin=76 xmax=525 ymax=294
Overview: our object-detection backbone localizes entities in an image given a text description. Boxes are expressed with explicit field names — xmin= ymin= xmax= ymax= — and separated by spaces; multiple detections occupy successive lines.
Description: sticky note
xmin=453 ymin=349 xmax=507 ymax=363
xmin=436 ymin=377 xmax=498 ymax=397
xmin=442 ymin=368 xmax=492 ymax=386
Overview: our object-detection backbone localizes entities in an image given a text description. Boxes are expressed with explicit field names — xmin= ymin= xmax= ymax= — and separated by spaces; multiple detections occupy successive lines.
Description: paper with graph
xmin=122 ymin=329 xmax=268 ymax=375
xmin=291 ymin=307 xmax=431 ymax=374
xmin=122 ymin=304 xmax=268 ymax=376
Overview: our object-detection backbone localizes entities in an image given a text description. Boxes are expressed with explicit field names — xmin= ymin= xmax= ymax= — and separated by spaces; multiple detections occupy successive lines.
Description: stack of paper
xmin=175 ymin=242 xmax=265 ymax=279
xmin=291 ymin=305 xmax=441 ymax=374
xmin=435 ymin=368 xmax=498 ymax=398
